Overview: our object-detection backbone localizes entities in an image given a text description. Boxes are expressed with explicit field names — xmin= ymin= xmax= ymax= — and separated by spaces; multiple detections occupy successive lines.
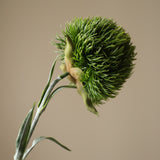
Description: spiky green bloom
xmin=55 ymin=17 xmax=136 ymax=115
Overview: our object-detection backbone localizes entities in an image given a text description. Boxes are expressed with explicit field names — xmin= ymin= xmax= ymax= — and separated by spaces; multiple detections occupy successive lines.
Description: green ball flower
xmin=55 ymin=17 xmax=136 ymax=115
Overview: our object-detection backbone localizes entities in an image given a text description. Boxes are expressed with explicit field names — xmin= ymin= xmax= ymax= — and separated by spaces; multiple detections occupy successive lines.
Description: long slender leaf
xmin=48 ymin=56 xmax=59 ymax=84
xmin=38 ymin=56 xmax=59 ymax=107
xmin=14 ymin=103 xmax=35 ymax=160
xmin=50 ymin=85 xmax=76 ymax=99
xmin=43 ymin=85 xmax=76 ymax=108
xmin=23 ymin=136 xmax=71 ymax=160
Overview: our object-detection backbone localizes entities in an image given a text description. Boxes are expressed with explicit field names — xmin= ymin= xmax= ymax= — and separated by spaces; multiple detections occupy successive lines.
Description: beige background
xmin=1 ymin=0 xmax=160 ymax=160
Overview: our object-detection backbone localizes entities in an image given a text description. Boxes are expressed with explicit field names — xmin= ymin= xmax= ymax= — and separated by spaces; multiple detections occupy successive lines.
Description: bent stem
xmin=23 ymin=72 xmax=71 ymax=159
xmin=14 ymin=69 xmax=76 ymax=160
xmin=27 ymin=72 xmax=70 ymax=144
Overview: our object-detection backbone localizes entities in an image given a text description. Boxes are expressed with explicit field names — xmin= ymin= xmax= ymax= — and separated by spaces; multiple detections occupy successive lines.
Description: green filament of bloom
xmin=55 ymin=17 xmax=136 ymax=114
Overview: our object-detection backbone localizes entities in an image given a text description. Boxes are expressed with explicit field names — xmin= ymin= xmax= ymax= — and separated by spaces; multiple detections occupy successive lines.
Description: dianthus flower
xmin=56 ymin=17 xmax=136 ymax=115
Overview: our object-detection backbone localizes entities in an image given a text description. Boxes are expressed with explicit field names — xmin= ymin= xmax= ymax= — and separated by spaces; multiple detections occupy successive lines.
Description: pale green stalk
xmin=27 ymin=72 xmax=70 ymax=145
xmin=14 ymin=66 xmax=75 ymax=160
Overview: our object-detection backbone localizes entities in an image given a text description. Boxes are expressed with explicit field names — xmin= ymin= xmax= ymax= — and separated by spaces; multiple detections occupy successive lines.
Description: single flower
xmin=55 ymin=17 xmax=136 ymax=115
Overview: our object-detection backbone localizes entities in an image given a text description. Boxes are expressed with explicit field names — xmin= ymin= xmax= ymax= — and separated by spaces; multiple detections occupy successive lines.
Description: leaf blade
xmin=43 ymin=85 xmax=76 ymax=107
xmin=14 ymin=103 xmax=35 ymax=160
xmin=23 ymin=136 xmax=71 ymax=160
xmin=38 ymin=56 xmax=59 ymax=107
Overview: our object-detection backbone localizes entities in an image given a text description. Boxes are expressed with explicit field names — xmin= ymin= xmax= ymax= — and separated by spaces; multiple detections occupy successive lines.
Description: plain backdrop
xmin=1 ymin=0 xmax=160 ymax=160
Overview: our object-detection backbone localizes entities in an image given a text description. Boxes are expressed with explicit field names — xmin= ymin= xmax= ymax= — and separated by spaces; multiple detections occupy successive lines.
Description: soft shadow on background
xmin=1 ymin=0 xmax=160 ymax=160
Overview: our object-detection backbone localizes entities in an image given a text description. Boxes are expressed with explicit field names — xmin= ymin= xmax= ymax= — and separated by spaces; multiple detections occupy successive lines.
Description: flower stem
xmin=27 ymin=72 xmax=69 ymax=144
xmin=19 ymin=72 xmax=70 ymax=160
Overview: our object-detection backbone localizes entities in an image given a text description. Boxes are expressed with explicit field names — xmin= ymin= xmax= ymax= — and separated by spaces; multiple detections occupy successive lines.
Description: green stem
xmin=22 ymin=72 xmax=69 ymax=160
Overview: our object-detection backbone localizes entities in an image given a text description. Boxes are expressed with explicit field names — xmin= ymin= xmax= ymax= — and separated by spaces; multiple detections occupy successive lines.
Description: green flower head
xmin=55 ymin=17 xmax=136 ymax=115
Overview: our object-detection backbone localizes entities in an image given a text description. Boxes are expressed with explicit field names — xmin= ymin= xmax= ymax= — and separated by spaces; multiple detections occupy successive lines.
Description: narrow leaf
xmin=44 ymin=85 xmax=76 ymax=107
xmin=50 ymin=85 xmax=76 ymax=99
xmin=48 ymin=56 xmax=59 ymax=84
xmin=23 ymin=136 xmax=71 ymax=160
xmin=14 ymin=103 xmax=35 ymax=160
xmin=38 ymin=56 xmax=59 ymax=107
